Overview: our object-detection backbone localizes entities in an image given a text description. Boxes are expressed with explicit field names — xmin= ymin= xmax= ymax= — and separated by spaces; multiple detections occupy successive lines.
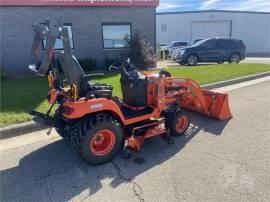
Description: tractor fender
xmin=62 ymin=98 xmax=127 ymax=125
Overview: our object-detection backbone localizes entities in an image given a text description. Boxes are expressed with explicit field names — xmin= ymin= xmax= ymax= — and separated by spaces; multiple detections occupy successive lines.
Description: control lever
xmin=82 ymin=73 xmax=105 ymax=81
xmin=108 ymin=65 xmax=119 ymax=72
xmin=28 ymin=64 xmax=38 ymax=72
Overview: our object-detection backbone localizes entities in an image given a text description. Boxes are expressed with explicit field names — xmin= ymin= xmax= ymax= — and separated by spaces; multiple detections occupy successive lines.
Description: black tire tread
xmin=229 ymin=52 xmax=241 ymax=63
xmin=78 ymin=114 xmax=123 ymax=165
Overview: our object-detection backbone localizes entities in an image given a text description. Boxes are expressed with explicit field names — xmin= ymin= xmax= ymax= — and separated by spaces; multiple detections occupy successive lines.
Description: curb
xmin=0 ymin=119 xmax=48 ymax=140
xmin=0 ymin=71 xmax=269 ymax=140
xmin=201 ymin=71 xmax=270 ymax=90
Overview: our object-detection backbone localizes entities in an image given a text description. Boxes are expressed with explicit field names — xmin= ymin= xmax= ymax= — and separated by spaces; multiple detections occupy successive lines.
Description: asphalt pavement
xmin=1 ymin=79 xmax=270 ymax=202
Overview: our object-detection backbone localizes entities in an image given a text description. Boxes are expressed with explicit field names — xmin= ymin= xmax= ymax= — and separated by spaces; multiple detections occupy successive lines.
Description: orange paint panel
xmin=63 ymin=98 xmax=126 ymax=122
xmin=47 ymin=89 xmax=66 ymax=104
xmin=62 ymin=98 xmax=162 ymax=125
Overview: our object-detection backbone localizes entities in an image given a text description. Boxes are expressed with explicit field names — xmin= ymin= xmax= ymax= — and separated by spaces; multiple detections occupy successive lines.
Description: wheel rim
xmin=188 ymin=56 xmax=197 ymax=65
xmin=231 ymin=55 xmax=240 ymax=63
xmin=176 ymin=116 xmax=189 ymax=133
xmin=90 ymin=129 xmax=116 ymax=156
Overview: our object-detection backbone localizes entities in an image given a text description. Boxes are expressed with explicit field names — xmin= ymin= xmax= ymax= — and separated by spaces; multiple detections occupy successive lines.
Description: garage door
xmin=191 ymin=21 xmax=231 ymax=39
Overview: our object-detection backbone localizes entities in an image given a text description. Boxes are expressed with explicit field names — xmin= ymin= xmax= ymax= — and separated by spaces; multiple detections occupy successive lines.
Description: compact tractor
xmin=29 ymin=20 xmax=232 ymax=165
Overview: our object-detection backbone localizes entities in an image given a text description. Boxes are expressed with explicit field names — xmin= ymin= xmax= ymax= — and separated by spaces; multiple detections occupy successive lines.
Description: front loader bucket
xmin=180 ymin=89 xmax=233 ymax=120
xmin=204 ymin=90 xmax=233 ymax=120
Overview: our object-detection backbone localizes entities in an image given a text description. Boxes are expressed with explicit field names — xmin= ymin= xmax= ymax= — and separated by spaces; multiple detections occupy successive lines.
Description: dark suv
xmin=176 ymin=38 xmax=246 ymax=66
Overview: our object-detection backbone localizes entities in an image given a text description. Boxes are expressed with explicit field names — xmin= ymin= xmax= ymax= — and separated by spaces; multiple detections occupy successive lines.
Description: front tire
xmin=166 ymin=111 xmax=190 ymax=136
xmin=178 ymin=61 xmax=185 ymax=65
xmin=79 ymin=115 xmax=123 ymax=165
xmin=186 ymin=54 xmax=198 ymax=66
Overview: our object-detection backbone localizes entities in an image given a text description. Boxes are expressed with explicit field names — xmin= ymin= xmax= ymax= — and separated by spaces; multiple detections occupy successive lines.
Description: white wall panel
xmin=191 ymin=21 xmax=231 ymax=39
xmin=157 ymin=11 xmax=270 ymax=55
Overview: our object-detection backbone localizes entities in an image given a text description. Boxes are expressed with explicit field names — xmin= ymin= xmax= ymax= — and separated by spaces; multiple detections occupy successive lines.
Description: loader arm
xmin=163 ymin=77 xmax=232 ymax=120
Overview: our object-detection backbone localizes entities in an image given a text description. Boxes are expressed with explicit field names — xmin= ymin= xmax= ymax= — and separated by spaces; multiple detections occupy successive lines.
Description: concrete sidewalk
xmin=242 ymin=57 xmax=270 ymax=64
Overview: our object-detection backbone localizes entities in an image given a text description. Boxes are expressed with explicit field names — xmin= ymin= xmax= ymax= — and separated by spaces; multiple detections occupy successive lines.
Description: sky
xmin=157 ymin=0 xmax=270 ymax=13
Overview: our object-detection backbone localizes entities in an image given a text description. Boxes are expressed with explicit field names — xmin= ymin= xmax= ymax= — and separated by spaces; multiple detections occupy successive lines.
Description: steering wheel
xmin=121 ymin=58 xmax=148 ymax=79
xmin=159 ymin=70 xmax=171 ymax=78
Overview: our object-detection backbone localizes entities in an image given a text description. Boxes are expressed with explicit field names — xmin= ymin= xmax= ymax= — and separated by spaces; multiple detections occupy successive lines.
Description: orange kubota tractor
xmin=29 ymin=20 xmax=232 ymax=165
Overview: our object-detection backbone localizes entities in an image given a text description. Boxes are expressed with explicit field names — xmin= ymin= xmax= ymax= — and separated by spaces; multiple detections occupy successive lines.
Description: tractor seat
xmin=79 ymin=81 xmax=113 ymax=99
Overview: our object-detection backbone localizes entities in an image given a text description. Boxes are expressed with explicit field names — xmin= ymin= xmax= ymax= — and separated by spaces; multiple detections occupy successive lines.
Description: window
xmin=161 ymin=24 xmax=167 ymax=32
xmin=102 ymin=24 xmax=131 ymax=49
xmin=234 ymin=40 xmax=245 ymax=49
xmin=217 ymin=39 xmax=229 ymax=48
xmin=217 ymin=39 xmax=244 ymax=49
xmin=43 ymin=24 xmax=74 ymax=50
xmin=173 ymin=42 xmax=188 ymax=47
xmin=201 ymin=39 xmax=216 ymax=48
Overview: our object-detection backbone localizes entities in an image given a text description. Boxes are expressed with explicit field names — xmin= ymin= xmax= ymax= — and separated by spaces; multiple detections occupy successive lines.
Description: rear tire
xmin=217 ymin=60 xmax=224 ymax=64
xmin=79 ymin=115 xmax=123 ymax=165
xmin=55 ymin=127 xmax=66 ymax=139
xmin=229 ymin=53 xmax=240 ymax=63
xmin=54 ymin=110 xmax=69 ymax=139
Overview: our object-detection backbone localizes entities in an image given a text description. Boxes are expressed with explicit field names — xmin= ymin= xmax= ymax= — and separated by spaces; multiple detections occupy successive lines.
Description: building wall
xmin=0 ymin=6 xmax=156 ymax=74
xmin=157 ymin=11 xmax=270 ymax=56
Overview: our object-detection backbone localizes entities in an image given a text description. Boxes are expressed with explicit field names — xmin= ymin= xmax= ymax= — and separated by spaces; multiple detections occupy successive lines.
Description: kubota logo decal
xmin=90 ymin=104 xmax=103 ymax=110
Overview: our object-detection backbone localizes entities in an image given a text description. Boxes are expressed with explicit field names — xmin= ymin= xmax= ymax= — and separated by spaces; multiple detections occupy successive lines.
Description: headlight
xmin=179 ymin=50 xmax=186 ymax=55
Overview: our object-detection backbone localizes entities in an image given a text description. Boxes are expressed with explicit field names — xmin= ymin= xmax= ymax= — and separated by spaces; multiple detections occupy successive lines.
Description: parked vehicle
xmin=160 ymin=43 xmax=168 ymax=47
xmin=176 ymin=38 xmax=246 ymax=66
xmin=172 ymin=39 xmax=204 ymax=61
xmin=188 ymin=38 xmax=204 ymax=46
xmin=170 ymin=41 xmax=188 ymax=60
xmin=159 ymin=43 xmax=170 ymax=59
xmin=171 ymin=48 xmax=183 ymax=61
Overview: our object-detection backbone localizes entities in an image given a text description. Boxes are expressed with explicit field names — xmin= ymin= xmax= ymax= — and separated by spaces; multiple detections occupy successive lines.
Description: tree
xmin=128 ymin=31 xmax=156 ymax=70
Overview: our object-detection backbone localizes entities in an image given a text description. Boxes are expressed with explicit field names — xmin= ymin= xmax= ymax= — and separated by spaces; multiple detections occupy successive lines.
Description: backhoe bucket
xmin=180 ymin=89 xmax=233 ymax=120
